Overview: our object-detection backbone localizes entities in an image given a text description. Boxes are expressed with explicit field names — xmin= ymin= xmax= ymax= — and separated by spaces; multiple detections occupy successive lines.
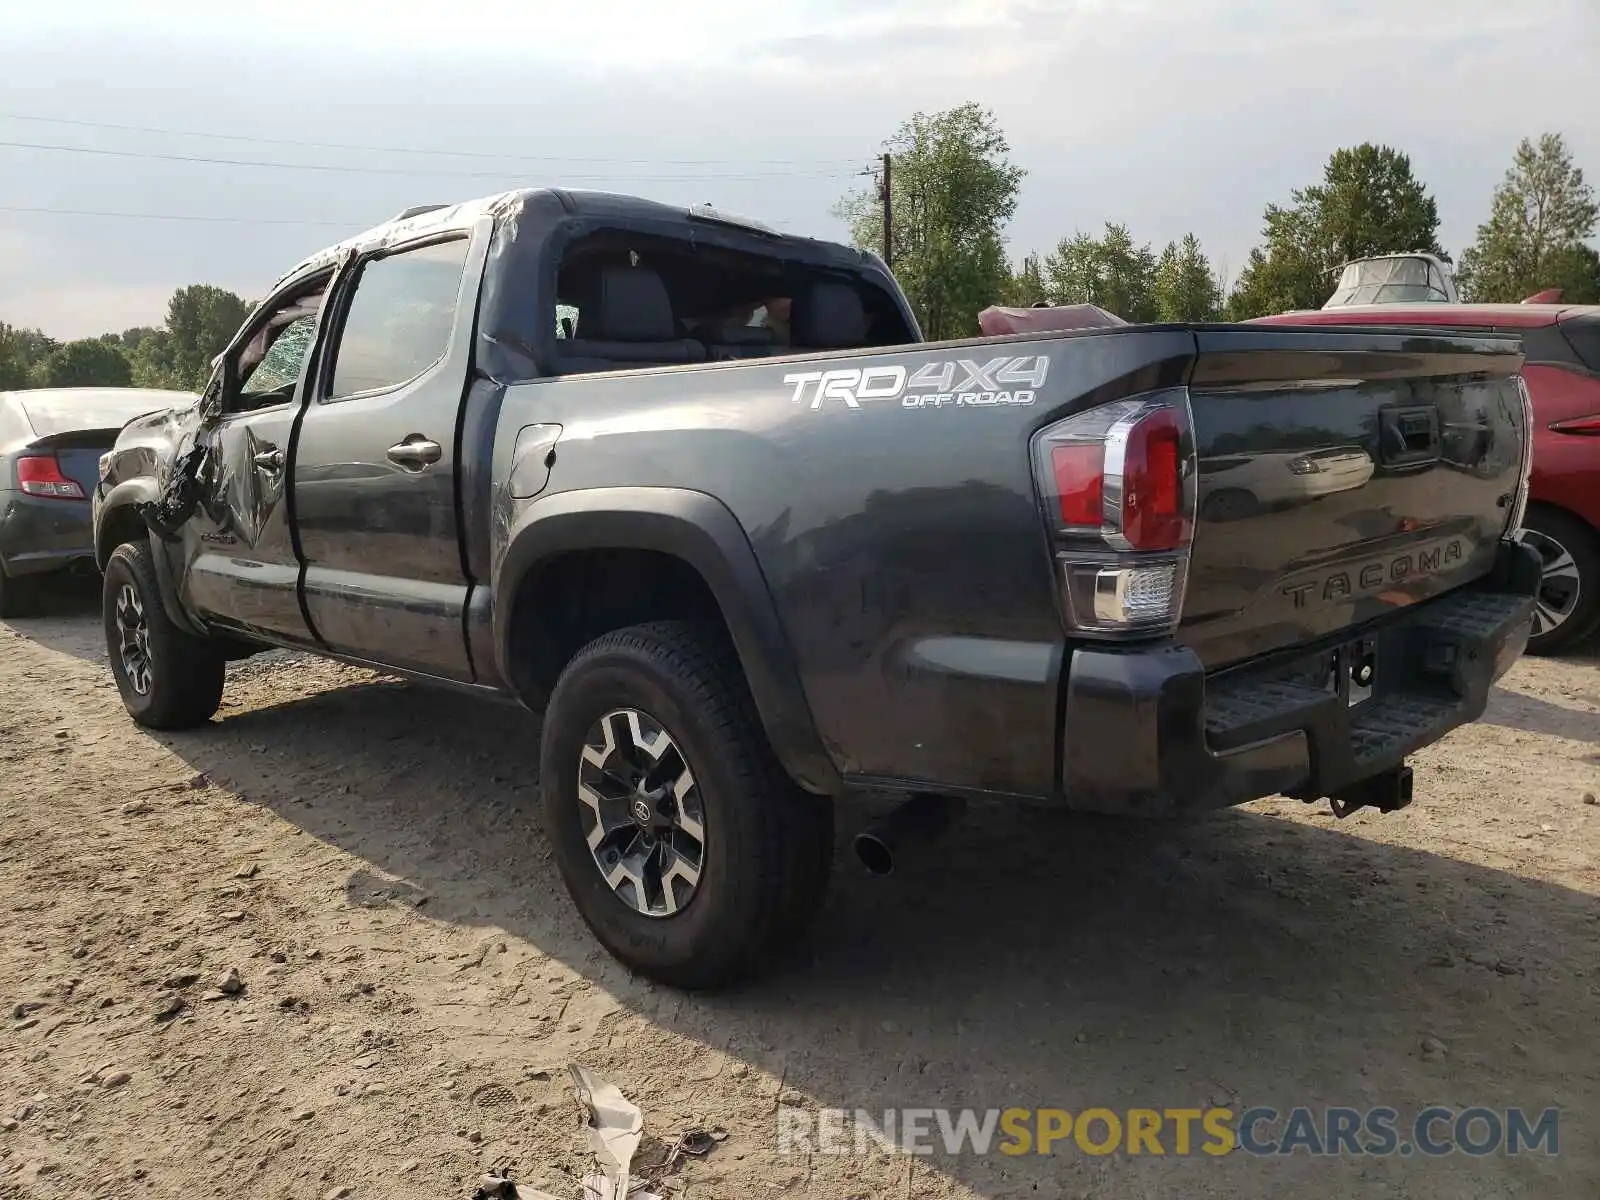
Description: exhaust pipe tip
xmin=854 ymin=833 xmax=895 ymax=876
xmin=853 ymin=793 xmax=964 ymax=876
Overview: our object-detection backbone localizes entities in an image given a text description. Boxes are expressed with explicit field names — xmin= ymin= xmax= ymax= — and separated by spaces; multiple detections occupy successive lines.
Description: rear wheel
xmin=1519 ymin=507 xmax=1600 ymax=655
xmin=102 ymin=540 xmax=226 ymax=728
xmin=539 ymin=620 xmax=833 ymax=989
xmin=0 ymin=562 xmax=40 ymax=619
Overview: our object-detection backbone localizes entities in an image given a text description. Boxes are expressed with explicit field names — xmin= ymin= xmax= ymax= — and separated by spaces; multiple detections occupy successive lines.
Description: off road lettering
xmin=784 ymin=366 xmax=908 ymax=410
xmin=783 ymin=356 xmax=1048 ymax=411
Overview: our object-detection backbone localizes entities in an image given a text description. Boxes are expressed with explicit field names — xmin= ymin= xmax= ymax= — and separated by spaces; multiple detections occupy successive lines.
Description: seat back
xmin=790 ymin=281 xmax=869 ymax=350
xmin=558 ymin=265 xmax=705 ymax=371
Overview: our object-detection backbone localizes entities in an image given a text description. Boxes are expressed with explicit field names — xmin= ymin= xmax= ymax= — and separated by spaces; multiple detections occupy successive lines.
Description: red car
xmin=1253 ymin=302 xmax=1600 ymax=654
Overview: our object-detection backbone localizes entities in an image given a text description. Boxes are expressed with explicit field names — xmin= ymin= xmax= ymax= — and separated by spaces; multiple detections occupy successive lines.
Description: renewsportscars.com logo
xmin=775 ymin=1105 xmax=1560 ymax=1159
xmin=783 ymin=355 xmax=1051 ymax=410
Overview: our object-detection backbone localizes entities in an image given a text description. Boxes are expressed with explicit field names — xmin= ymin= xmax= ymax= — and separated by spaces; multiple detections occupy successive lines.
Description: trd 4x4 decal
xmin=783 ymin=355 xmax=1051 ymax=411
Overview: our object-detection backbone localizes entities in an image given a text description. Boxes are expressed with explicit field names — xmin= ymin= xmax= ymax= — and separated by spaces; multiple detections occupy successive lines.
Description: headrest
xmin=791 ymin=281 xmax=868 ymax=349
xmin=576 ymin=265 xmax=676 ymax=342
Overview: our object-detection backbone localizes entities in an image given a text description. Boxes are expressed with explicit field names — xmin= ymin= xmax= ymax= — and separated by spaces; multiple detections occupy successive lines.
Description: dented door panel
xmin=166 ymin=272 xmax=340 ymax=645
xmin=179 ymin=405 xmax=312 ymax=643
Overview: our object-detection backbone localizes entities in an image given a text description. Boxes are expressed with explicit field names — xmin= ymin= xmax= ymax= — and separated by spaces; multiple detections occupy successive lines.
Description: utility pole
xmin=879 ymin=152 xmax=893 ymax=270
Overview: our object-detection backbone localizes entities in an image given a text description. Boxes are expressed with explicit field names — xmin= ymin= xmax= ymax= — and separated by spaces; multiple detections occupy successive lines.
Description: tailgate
xmin=1180 ymin=328 xmax=1528 ymax=670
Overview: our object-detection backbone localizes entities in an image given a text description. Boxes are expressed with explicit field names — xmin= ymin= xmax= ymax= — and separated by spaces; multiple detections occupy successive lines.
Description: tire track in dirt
xmin=2 ymin=608 xmax=1598 ymax=1198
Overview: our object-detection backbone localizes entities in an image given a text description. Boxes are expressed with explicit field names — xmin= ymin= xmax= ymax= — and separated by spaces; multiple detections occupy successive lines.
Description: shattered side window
xmin=556 ymin=304 xmax=578 ymax=340
xmin=240 ymin=315 xmax=317 ymax=400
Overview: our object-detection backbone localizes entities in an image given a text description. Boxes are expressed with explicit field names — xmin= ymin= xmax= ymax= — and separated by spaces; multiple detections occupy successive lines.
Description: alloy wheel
xmin=1517 ymin=528 xmax=1583 ymax=639
xmin=577 ymin=708 xmax=707 ymax=917
xmin=114 ymin=583 xmax=153 ymax=696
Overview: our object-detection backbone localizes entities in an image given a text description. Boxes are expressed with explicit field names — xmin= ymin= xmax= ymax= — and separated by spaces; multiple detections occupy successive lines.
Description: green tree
xmin=0 ymin=324 xmax=31 ymax=389
xmin=1225 ymin=234 xmax=1320 ymax=320
xmin=113 ymin=324 xmax=188 ymax=389
xmin=0 ymin=323 xmax=59 ymax=376
xmin=0 ymin=342 xmax=26 ymax=390
xmin=29 ymin=339 xmax=133 ymax=388
xmin=1457 ymin=133 xmax=1598 ymax=302
xmin=1227 ymin=143 xmax=1444 ymax=318
xmin=116 ymin=326 xmax=163 ymax=352
xmin=124 ymin=329 xmax=185 ymax=389
xmin=163 ymin=285 xmax=251 ymax=388
xmin=1153 ymin=233 xmax=1224 ymax=321
xmin=836 ymin=103 xmax=1025 ymax=340
xmin=1042 ymin=223 xmax=1158 ymax=320
xmin=1540 ymin=243 xmax=1600 ymax=304
xmin=1000 ymin=253 xmax=1048 ymax=307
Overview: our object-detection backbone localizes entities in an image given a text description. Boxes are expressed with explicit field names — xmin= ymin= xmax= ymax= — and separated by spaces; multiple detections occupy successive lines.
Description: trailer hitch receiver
xmin=1329 ymin=765 xmax=1414 ymax=818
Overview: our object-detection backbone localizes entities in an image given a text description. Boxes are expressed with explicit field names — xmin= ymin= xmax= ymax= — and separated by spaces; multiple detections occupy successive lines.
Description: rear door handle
xmin=252 ymin=448 xmax=284 ymax=472
xmin=386 ymin=436 xmax=442 ymax=470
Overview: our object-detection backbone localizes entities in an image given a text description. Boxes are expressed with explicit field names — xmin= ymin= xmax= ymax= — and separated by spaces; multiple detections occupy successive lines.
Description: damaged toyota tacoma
xmin=92 ymin=190 xmax=1540 ymax=987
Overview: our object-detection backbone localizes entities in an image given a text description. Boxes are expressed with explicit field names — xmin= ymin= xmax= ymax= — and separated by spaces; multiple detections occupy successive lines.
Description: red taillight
xmin=17 ymin=453 xmax=85 ymax=500
xmin=1122 ymin=411 xmax=1186 ymax=551
xmin=1041 ymin=406 xmax=1190 ymax=548
xmin=1050 ymin=443 xmax=1104 ymax=526
xmin=1549 ymin=413 xmax=1600 ymax=435
xmin=1032 ymin=391 xmax=1195 ymax=638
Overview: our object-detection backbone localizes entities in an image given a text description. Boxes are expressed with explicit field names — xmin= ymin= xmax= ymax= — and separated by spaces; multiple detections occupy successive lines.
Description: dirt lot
xmin=1 ymin=583 xmax=1596 ymax=1200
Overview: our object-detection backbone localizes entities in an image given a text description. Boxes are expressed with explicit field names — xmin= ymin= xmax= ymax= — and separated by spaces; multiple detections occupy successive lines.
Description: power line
xmin=0 ymin=113 xmax=867 ymax=169
xmin=0 ymin=203 xmax=817 ymax=231
xmin=0 ymin=204 xmax=363 ymax=228
xmin=0 ymin=138 xmax=865 ymax=183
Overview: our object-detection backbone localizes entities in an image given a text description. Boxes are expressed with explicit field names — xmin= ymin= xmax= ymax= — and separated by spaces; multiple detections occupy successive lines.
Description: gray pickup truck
xmin=93 ymin=189 xmax=1540 ymax=986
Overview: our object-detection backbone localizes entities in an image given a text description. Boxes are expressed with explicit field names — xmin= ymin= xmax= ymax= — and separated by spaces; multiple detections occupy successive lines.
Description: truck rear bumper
xmin=1062 ymin=538 xmax=1540 ymax=817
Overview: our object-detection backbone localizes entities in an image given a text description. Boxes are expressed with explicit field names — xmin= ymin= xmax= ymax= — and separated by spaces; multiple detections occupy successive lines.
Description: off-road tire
xmin=102 ymin=539 xmax=226 ymax=729
xmin=540 ymin=620 xmax=833 ymax=989
xmin=0 ymin=562 xmax=40 ymax=619
xmin=1522 ymin=507 xmax=1600 ymax=656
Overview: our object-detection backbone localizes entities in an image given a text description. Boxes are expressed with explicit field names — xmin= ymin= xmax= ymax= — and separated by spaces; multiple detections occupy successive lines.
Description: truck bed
xmin=487 ymin=322 xmax=1532 ymax=805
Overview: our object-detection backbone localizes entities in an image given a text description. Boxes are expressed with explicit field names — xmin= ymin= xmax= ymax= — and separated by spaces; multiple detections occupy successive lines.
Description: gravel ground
xmin=1 ymin=580 xmax=1596 ymax=1199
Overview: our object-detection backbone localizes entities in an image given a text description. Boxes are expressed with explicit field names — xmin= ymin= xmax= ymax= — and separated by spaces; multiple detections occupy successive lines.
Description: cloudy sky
xmin=2 ymin=0 xmax=1595 ymax=338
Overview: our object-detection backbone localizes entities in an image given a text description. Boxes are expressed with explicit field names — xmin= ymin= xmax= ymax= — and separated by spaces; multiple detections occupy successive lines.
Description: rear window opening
xmin=548 ymin=230 xmax=914 ymax=375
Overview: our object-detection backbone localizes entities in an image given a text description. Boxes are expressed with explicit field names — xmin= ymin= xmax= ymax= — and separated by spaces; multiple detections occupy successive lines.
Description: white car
xmin=1200 ymin=446 xmax=1376 ymax=520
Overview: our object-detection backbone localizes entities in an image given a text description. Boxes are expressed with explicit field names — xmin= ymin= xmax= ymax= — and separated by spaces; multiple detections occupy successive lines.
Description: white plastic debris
xmin=498 ymin=1067 xmax=662 ymax=1199
xmin=570 ymin=1066 xmax=660 ymax=1200
xmin=579 ymin=1179 xmax=661 ymax=1200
